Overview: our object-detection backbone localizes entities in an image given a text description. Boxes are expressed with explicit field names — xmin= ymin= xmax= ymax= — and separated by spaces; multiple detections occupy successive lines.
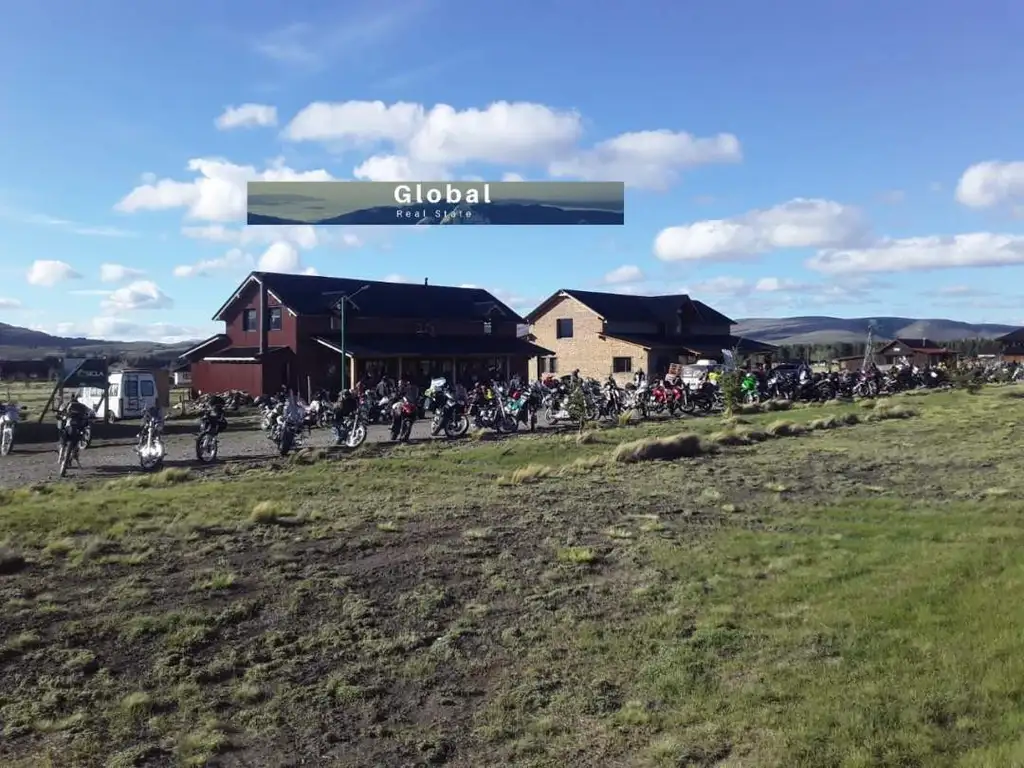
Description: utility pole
xmin=335 ymin=285 xmax=370 ymax=392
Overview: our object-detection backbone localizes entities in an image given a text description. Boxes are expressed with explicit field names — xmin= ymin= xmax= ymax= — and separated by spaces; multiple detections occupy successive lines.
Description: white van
xmin=78 ymin=370 xmax=159 ymax=420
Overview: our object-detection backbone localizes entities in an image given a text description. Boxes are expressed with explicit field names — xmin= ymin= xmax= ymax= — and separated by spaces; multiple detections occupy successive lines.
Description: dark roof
xmin=998 ymin=328 xmax=1024 ymax=343
xmin=312 ymin=335 xmax=553 ymax=358
xmin=879 ymin=338 xmax=950 ymax=354
xmin=604 ymin=333 xmax=776 ymax=356
xmin=200 ymin=346 xmax=288 ymax=360
xmin=215 ymin=272 xmax=524 ymax=323
xmin=526 ymin=289 xmax=735 ymax=327
xmin=179 ymin=333 xmax=230 ymax=361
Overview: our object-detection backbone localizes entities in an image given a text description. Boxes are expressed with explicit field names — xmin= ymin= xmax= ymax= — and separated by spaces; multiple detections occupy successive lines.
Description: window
xmin=125 ymin=379 xmax=139 ymax=398
xmin=140 ymin=380 xmax=155 ymax=397
xmin=268 ymin=307 xmax=282 ymax=331
xmin=483 ymin=321 xmax=492 ymax=335
xmin=541 ymin=357 xmax=558 ymax=374
xmin=612 ymin=357 xmax=632 ymax=374
xmin=555 ymin=318 xmax=573 ymax=339
xmin=108 ymin=384 xmax=119 ymax=398
xmin=243 ymin=308 xmax=257 ymax=332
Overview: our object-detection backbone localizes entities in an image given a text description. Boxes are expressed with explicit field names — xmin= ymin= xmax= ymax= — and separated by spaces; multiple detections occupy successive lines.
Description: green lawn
xmin=2 ymin=388 xmax=1024 ymax=766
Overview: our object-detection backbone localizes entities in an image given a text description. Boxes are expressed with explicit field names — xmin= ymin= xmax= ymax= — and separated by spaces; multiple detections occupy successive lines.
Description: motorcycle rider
xmin=57 ymin=393 xmax=91 ymax=467
xmin=389 ymin=376 xmax=417 ymax=441
xmin=332 ymin=389 xmax=359 ymax=444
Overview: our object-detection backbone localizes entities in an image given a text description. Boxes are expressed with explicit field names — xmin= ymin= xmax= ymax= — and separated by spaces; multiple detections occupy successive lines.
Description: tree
xmin=565 ymin=381 xmax=589 ymax=433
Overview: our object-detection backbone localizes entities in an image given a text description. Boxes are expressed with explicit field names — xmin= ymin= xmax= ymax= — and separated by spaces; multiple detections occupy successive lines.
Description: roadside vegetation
xmin=2 ymin=387 xmax=1024 ymax=766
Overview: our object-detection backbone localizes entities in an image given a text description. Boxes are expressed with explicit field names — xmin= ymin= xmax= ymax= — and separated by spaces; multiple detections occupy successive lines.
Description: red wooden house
xmin=179 ymin=271 xmax=553 ymax=397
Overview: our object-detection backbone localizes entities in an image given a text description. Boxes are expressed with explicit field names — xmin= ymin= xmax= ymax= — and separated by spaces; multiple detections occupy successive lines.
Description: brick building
xmin=525 ymin=289 xmax=776 ymax=384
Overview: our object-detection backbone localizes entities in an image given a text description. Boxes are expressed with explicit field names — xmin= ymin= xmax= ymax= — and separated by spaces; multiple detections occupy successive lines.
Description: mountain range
xmin=0 ymin=323 xmax=195 ymax=362
xmin=733 ymin=316 xmax=1019 ymax=345
xmin=0 ymin=316 xmax=1019 ymax=361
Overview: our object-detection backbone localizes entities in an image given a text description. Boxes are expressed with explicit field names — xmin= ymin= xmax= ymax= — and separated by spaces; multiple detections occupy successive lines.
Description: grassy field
xmin=2 ymin=388 xmax=1024 ymax=766
xmin=2 ymin=381 xmax=193 ymax=421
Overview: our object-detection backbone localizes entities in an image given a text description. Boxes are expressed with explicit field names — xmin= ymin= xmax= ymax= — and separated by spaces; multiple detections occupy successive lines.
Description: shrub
xmin=718 ymin=371 xmax=744 ymax=415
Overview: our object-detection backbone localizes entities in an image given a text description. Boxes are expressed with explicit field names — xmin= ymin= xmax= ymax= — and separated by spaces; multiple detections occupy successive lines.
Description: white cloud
xmin=754 ymin=277 xmax=811 ymax=292
xmin=100 ymin=263 xmax=146 ymax=283
xmin=181 ymin=223 xmax=322 ymax=249
xmin=549 ymin=130 xmax=741 ymax=189
xmin=682 ymin=276 xmax=749 ymax=295
xmin=381 ymin=273 xmax=413 ymax=283
xmin=0 ymin=298 xmax=22 ymax=309
xmin=26 ymin=259 xmax=81 ymax=287
xmin=114 ymin=157 xmax=335 ymax=222
xmin=603 ymin=265 xmax=645 ymax=285
xmin=653 ymin=198 xmax=868 ymax=262
xmin=502 ymin=172 xmax=525 ymax=182
xmin=807 ymin=233 xmax=1024 ymax=274
xmin=101 ymin=280 xmax=174 ymax=311
xmin=284 ymin=99 xmax=740 ymax=188
xmin=879 ymin=189 xmax=906 ymax=205
xmin=934 ymin=285 xmax=992 ymax=298
xmin=215 ymin=103 xmax=278 ymax=130
xmin=173 ymin=248 xmax=254 ymax=278
xmin=257 ymin=242 xmax=317 ymax=275
xmin=956 ymin=161 xmax=1024 ymax=208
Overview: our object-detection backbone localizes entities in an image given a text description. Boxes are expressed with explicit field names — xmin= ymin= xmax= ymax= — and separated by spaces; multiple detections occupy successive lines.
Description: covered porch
xmin=310 ymin=335 xmax=554 ymax=391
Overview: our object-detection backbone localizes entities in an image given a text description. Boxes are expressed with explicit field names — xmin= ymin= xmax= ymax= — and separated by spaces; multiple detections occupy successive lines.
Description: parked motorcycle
xmin=390 ymin=397 xmax=416 ymax=442
xmin=1 ymin=402 xmax=19 ymax=456
xmin=332 ymin=394 xmax=369 ymax=448
xmin=426 ymin=379 xmax=470 ymax=438
xmin=196 ymin=402 xmax=228 ymax=463
xmin=136 ymin=407 xmax=166 ymax=471
xmin=56 ymin=415 xmax=84 ymax=478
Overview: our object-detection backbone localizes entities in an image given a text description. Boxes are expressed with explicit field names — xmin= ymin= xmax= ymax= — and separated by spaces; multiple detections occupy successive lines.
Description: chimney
xmin=424 ymin=277 xmax=429 ymax=286
xmin=258 ymin=279 xmax=268 ymax=355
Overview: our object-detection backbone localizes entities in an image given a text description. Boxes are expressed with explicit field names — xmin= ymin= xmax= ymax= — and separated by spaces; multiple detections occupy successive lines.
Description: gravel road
xmin=0 ymin=420 xmax=468 ymax=488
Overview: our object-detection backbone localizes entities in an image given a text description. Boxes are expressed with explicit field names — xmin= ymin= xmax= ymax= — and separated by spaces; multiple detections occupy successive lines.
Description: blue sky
xmin=3 ymin=0 xmax=1024 ymax=342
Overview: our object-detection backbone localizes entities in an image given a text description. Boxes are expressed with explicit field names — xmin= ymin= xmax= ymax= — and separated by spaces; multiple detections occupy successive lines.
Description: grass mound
xmin=611 ymin=432 xmax=712 ymax=463
xmin=765 ymin=419 xmax=808 ymax=437
xmin=868 ymin=403 xmax=919 ymax=421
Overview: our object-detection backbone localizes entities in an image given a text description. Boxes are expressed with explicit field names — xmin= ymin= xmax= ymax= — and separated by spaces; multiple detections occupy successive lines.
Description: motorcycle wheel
xmin=444 ymin=414 xmax=470 ymax=438
xmin=196 ymin=433 xmax=218 ymax=463
xmin=543 ymin=406 xmax=559 ymax=426
xmin=139 ymin=440 xmax=164 ymax=471
xmin=430 ymin=415 xmax=443 ymax=437
xmin=57 ymin=442 xmax=71 ymax=477
xmin=499 ymin=415 xmax=519 ymax=433
xmin=1 ymin=426 xmax=12 ymax=456
xmin=399 ymin=419 xmax=413 ymax=442
xmin=346 ymin=423 xmax=367 ymax=448
xmin=79 ymin=425 xmax=92 ymax=450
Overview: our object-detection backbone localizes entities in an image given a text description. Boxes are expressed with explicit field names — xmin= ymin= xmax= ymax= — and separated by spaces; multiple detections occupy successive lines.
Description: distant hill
xmin=0 ymin=323 xmax=197 ymax=362
xmin=734 ymin=316 xmax=1019 ymax=345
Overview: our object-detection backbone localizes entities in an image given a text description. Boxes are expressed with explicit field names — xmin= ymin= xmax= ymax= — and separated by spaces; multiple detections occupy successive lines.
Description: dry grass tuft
xmin=808 ymin=415 xmax=843 ymax=430
xmin=709 ymin=428 xmax=753 ymax=447
xmin=868 ymin=403 xmax=919 ymax=421
xmin=765 ymin=420 xmax=808 ymax=437
xmin=290 ymin=448 xmax=328 ymax=465
xmin=498 ymin=464 xmax=554 ymax=485
xmin=611 ymin=433 xmax=712 ymax=464
xmin=106 ymin=467 xmax=192 ymax=490
xmin=576 ymin=430 xmax=600 ymax=445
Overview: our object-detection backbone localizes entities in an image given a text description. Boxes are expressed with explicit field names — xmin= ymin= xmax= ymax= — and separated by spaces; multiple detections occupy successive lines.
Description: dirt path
xmin=0 ymin=420 xmax=461 ymax=488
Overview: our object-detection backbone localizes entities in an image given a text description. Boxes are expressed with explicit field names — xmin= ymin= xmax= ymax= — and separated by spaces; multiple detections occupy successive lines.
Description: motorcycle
xmin=196 ymin=404 xmax=228 ymax=463
xmin=306 ymin=390 xmax=334 ymax=428
xmin=136 ymin=409 xmax=166 ymax=471
xmin=333 ymin=395 xmax=369 ymax=448
xmin=426 ymin=379 xmax=470 ymax=438
xmin=1 ymin=402 xmax=19 ymax=456
xmin=470 ymin=385 xmax=517 ymax=433
xmin=390 ymin=397 xmax=417 ymax=442
xmin=269 ymin=401 xmax=306 ymax=456
xmin=56 ymin=415 xmax=84 ymax=478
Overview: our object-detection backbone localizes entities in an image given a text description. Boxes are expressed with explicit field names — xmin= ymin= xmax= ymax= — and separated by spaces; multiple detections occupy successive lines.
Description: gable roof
xmin=878 ymin=337 xmax=950 ymax=354
xmin=998 ymin=327 xmax=1024 ymax=344
xmin=525 ymin=289 xmax=735 ymax=327
xmin=213 ymin=272 xmax=524 ymax=323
